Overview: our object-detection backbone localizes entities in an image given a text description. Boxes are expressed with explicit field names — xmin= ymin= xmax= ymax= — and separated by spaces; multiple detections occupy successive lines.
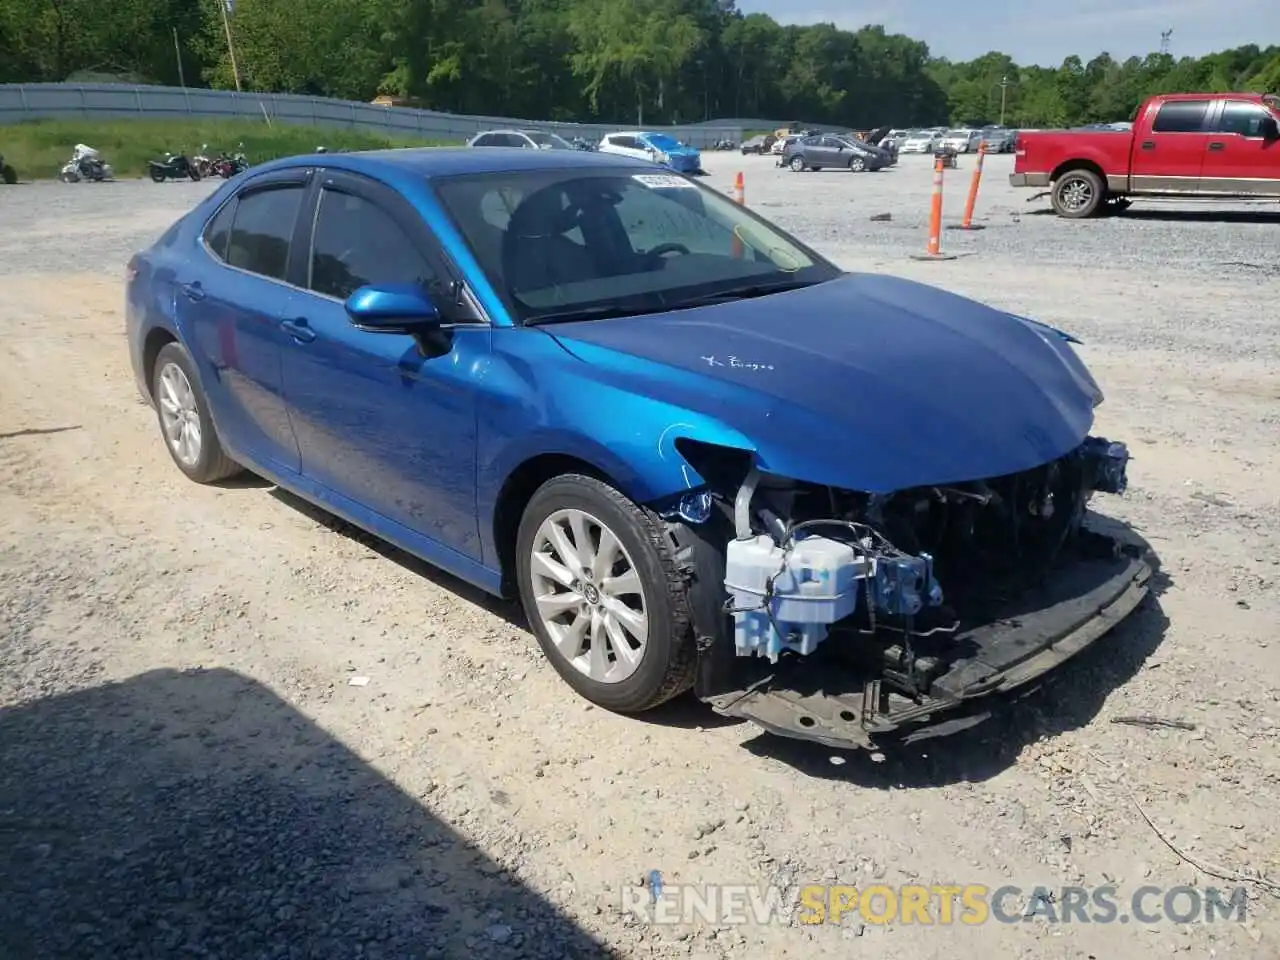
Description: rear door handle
xmin=1140 ymin=141 xmax=1155 ymax=151
xmin=179 ymin=281 xmax=204 ymax=301
xmin=1208 ymin=141 xmax=1225 ymax=150
xmin=280 ymin=317 xmax=316 ymax=343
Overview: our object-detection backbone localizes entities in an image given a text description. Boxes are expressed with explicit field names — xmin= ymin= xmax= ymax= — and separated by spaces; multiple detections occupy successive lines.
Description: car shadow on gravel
xmin=0 ymin=667 xmax=621 ymax=960
xmin=740 ymin=523 xmax=1171 ymax=788
xmin=267 ymin=487 xmax=526 ymax=629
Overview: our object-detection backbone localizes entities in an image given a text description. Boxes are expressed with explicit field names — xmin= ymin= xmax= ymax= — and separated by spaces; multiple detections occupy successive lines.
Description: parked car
xmin=597 ymin=131 xmax=701 ymax=174
xmin=1012 ymin=92 xmax=1280 ymax=217
xmin=467 ymin=129 xmax=575 ymax=150
xmin=898 ymin=130 xmax=939 ymax=154
xmin=782 ymin=134 xmax=887 ymax=172
xmin=770 ymin=134 xmax=801 ymax=157
xmin=939 ymin=128 xmax=984 ymax=153
xmin=124 ymin=146 xmax=1148 ymax=750
xmin=740 ymin=134 xmax=775 ymax=155
xmin=980 ymin=128 xmax=1016 ymax=153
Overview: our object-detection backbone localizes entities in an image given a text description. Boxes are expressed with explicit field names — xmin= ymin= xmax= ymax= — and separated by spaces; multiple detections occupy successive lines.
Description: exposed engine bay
xmin=663 ymin=435 xmax=1151 ymax=749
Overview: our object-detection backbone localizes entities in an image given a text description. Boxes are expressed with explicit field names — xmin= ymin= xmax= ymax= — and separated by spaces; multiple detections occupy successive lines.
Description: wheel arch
xmin=1050 ymin=158 xmax=1107 ymax=189
xmin=141 ymin=326 xmax=180 ymax=400
xmin=487 ymin=431 xmax=756 ymax=598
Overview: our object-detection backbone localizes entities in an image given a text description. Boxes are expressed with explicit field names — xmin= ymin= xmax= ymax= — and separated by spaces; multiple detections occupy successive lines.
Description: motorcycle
xmin=212 ymin=144 xmax=249 ymax=178
xmin=0 ymin=152 xmax=15 ymax=184
xmin=58 ymin=144 xmax=113 ymax=183
xmin=148 ymin=151 xmax=201 ymax=182
xmin=192 ymin=144 xmax=215 ymax=179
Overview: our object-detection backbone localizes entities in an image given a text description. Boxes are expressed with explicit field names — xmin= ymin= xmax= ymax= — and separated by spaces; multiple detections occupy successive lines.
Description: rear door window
xmin=1152 ymin=100 xmax=1210 ymax=133
xmin=1215 ymin=101 xmax=1273 ymax=137
xmin=202 ymin=198 xmax=237 ymax=261
xmin=225 ymin=184 xmax=305 ymax=281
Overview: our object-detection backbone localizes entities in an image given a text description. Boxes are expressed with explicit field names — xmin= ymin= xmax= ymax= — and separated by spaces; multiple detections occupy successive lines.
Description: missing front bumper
xmin=699 ymin=551 xmax=1153 ymax=750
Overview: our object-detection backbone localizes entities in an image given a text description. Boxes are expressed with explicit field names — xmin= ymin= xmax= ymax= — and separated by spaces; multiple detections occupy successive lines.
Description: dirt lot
xmin=1 ymin=151 xmax=1278 ymax=959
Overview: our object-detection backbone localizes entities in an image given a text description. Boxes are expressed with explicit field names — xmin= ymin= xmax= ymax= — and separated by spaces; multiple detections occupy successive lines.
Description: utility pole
xmin=998 ymin=76 xmax=1011 ymax=126
xmin=1160 ymin=29 xmax=1173 ymax=56
xmin=173 ymin=27 xmax=185 ymax=87
xmin=221 ymin=0 xmax=242 ymax=92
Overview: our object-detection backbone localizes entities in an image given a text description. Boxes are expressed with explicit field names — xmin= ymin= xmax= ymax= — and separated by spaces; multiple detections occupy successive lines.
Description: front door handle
xmin=1208 ymin=141 xmax=1225 ymax=150
xmin=280 ymin=317 xmax=316 ymax=343
xmin=1140 ymin=141 xmax=1155 ymax=151
xmin=179 ymin=281 xmax=204 ymax=301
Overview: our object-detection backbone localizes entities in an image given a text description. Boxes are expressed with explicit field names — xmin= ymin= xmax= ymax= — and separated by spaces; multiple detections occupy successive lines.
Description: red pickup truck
xmin=1010 ymin=92 xmax=1280 ymax=217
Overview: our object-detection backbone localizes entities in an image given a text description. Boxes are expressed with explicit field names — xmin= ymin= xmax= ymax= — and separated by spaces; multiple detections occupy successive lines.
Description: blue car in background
xmin=125 ymin=146 xmax=1149 ymax=751
xmin=598 ymin=130 xmax=702 ymax=173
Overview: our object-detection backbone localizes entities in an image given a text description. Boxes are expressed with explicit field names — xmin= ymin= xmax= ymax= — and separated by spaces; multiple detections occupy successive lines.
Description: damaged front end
xmin=662 ymin=436 xmax=1151 ymax=750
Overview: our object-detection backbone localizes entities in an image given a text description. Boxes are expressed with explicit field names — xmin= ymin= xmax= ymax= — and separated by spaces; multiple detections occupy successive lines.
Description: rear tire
xmin=151 ymin=342 xmax=243 ymax=483
xmin=1 ymin=164 xmax=15 ymax=185
xmin=1051 ymin=169 xmax=1104 ymax=218
xmin=515 ymin=474 xmax=696 ymax=714
xmin=789 ymin=155 xmax=805 ymax=172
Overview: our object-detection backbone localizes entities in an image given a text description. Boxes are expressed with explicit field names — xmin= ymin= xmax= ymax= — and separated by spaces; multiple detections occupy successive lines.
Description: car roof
xmin=250 ymin=147 xmax=648 ymax=181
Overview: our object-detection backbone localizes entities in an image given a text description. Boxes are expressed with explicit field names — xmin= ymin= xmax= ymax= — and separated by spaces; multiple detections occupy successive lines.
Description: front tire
xmin=848 ymin=156 xmax=866 ymax=172
xmin=149 ymin=167 xmax=166 ymax=183
xmin=515 ymin=474 xmax=696 ymax=713
xmin=151 ymin=342 xmax=242 ymax=483
xmin=1 ymin=164 xmax=15 ymax=185
xmin=1051 ymin=169 xmax=1104 ymax=218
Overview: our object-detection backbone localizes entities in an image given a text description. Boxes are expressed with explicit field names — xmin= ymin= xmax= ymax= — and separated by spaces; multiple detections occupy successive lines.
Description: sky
xmin=735 ymin=0 xmax=1280 ymax=67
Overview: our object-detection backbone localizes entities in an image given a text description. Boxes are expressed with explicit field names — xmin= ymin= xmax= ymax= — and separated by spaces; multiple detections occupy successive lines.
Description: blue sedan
xmin=126 ymin=147 xmax=1150 ymax=749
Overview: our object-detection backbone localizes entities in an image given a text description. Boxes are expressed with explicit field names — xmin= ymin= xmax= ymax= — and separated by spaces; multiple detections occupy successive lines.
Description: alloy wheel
xmin=157 ymin=361 xmax=203 ymax=466
xmin=527 ymin=508 xmax=649 ymax=684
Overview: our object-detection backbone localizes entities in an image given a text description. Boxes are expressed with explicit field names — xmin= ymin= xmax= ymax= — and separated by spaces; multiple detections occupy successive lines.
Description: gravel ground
xmin=1 ymin=152 xmax=1278 ymax=959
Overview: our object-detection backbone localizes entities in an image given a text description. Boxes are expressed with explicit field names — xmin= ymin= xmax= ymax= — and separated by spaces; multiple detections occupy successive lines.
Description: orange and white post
xmin=912 ymin=156 xmax=957 ymax=261
xmin=956 ymin=141 xmax=987 ymax=230
xmin=731 ymin=171 xmax=745 ymax=257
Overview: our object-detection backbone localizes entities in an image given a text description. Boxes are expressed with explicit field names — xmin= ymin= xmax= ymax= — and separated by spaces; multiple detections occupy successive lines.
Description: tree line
xmin=2 ymin=0 xmax=1278 ymax=129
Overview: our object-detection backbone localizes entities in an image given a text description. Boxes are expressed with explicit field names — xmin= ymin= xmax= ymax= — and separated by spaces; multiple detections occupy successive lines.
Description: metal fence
xmin=0 ymin=83 xmax=746 ymax=147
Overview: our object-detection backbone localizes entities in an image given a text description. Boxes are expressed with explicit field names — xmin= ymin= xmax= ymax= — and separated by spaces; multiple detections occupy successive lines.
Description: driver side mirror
xmin=344 ymin=283 xmax=440 ymax=334
xmin=1261 ymin=116 xmax=1280 ymax=141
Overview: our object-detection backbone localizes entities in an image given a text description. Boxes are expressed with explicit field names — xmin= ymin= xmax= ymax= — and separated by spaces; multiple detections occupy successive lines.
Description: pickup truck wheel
xmin=515 ymin=474 xmax=696 ymax=714
xmin=1052 ymin=170 xmax=1104 ymax=218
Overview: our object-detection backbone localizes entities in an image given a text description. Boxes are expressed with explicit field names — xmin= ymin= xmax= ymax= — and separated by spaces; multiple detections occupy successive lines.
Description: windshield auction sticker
xmin=633 ymin=174 xmax=696 ymax=189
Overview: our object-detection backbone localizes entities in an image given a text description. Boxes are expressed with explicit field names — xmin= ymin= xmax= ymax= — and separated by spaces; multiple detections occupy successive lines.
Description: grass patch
xmin=0 ymin=118 xmax=460 ymax=179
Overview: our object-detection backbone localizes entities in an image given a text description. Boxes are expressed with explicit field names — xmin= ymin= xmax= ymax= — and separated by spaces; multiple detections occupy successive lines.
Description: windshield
xmin=644 ymin=133 xmax=682 ymax=151
xmin=432 ymin=168 xmax=840 ymax=324
xmin=527 ymin=132 xmax=572 ymax=150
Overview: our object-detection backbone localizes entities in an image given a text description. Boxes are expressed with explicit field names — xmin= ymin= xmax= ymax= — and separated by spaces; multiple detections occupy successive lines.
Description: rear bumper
xmin=700 ymin=547 xmax=1153 ymax=750
xmin=1009 ymin=172 xmax=1052 ymax=188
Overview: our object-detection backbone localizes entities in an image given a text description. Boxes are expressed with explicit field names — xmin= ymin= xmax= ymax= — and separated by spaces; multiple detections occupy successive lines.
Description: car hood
xmin=544 ymin=273 xmax=1100 ymax=493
